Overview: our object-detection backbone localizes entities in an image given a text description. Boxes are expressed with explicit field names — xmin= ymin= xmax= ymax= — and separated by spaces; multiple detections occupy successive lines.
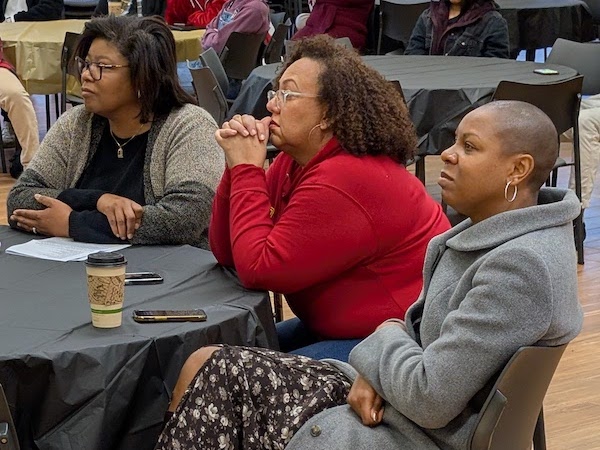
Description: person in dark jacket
xmin=1 ymin=0 xmax=63 ymax=21
xmin=404 ymin=0 xmax=509 ymax=58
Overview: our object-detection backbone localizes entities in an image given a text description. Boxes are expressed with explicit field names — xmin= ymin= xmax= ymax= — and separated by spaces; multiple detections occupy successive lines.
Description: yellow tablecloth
xmin=0 ymin=20 xmax=204 ymax=95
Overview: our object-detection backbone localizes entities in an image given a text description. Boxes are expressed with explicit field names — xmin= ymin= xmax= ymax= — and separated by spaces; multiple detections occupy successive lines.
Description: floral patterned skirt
xmin=155 ymin=345 xmax=352 ymax=450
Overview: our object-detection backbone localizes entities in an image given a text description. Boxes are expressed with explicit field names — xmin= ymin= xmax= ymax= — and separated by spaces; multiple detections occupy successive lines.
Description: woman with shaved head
xmin=156 ymin=102 xmax=582 ymax=450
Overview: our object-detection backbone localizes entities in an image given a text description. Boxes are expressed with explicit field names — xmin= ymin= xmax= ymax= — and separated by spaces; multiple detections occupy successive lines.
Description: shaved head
xmin=474 ymin=101 xmax=558 ymax=189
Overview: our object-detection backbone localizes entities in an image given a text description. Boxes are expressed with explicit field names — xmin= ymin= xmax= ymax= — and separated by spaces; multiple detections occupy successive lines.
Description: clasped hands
xmin=11 ymin=193 xmax=143 ymax=240
xmin=215 ymin=114 xmax=272 ymax=168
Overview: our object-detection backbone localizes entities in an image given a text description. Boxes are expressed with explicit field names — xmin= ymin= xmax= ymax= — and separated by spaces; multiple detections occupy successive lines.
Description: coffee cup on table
xmin=85 ymin=252 xmax=127 ymax=328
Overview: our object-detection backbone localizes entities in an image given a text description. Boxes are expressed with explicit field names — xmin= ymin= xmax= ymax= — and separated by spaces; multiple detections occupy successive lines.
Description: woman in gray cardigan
xmin=155 ymin=100 xmax=583 ymax=450
xmin=7 ymin=16 xmax=223 ymax=249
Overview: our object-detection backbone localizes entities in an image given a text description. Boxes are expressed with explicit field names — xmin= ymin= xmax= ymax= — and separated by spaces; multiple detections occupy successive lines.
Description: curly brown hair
xmin=275 ymin=35 xmax=417 ymax=164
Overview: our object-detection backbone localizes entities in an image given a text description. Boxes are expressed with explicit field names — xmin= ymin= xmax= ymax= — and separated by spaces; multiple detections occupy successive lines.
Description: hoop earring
xmin=504 ymin=180 xmax=518 ymax=203
xmin=307 ymin=123 xmax=320 ymax=142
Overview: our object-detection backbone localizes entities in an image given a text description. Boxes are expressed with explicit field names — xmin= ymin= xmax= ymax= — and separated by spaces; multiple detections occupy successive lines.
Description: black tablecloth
xmin=0 ymin=226 xmax=277 ymax=450
xmin=229 ymin=55 xmax=578 ymax=155
xmin=497 ymin=0 xmax=595 ymax=56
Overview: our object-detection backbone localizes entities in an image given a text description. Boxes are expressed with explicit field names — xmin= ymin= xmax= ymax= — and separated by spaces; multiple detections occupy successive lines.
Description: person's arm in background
xmin=403 ymin=10 xmax=429 ymax=55
xmin=187 ymin=0 xmax=226 ymax=27
xmin=481 ymin=13 xmax=510 ymax=58
xmin=201 ymin=1 xmax=268 ymax=54
xmin=164 ymin=0 xmax=191 ymax=25
xmin=12 ymin=0 xmax=63 ymax=21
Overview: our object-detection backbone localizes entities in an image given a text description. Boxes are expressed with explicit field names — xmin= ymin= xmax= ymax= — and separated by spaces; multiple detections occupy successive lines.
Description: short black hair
xmin=75 ymin=15 xmax=196 ymax=123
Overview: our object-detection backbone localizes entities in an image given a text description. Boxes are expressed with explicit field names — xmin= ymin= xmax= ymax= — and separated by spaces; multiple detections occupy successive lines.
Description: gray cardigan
xmin=287 ymin=188 xmax=583 ymax=450
xmin=7 ymin=104 xmax=224 ymax=249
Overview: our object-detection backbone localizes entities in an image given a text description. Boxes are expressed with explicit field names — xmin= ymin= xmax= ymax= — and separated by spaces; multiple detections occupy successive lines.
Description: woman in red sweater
xmin=209 ymin=35 xmax=450 ymax=361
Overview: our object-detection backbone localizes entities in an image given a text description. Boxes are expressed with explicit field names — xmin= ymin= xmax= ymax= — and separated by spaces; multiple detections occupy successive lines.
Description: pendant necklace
xmin=110 ymin=123 xmax=145 ymax=158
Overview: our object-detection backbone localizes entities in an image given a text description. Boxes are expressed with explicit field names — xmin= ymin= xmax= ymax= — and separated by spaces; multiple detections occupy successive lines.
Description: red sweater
xmin=164 ymin=0 xmax=226 ymax=27
xmin=0 ymin=40 xmax=16 ymax=73
xmin=209 ymin=138 xmax=450 ymax=339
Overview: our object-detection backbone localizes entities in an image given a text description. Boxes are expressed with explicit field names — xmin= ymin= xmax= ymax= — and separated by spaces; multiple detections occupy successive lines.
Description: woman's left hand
xmin=215 ymin=114 xmax=271 ymax=168
xmin=10 ymin=194 xmax=72 ymax=237
xmin=347 ymin=374 xmax=385 ymax=427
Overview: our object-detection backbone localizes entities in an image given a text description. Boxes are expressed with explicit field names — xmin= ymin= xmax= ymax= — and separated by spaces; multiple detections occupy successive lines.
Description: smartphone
xmin=132 ymin=309 xmax=207 ymax=322
xmin=125 ymin=272 xmax=164 ymax=285
xmin=533 ymin=68 xmax=559 ymax=75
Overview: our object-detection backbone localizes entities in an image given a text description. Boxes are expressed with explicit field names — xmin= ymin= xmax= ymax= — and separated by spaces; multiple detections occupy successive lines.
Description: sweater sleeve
xmin=13 ymin=0 xmax=63 ymax=21
xmin=57 ymin=189 xmax=107 ymax=211
xmin=226 ymin=164 xmax=378 ymax=294
xmin=130 ymin=107 xmax=223 ymax=248
xmin=201 ymin=2 xmax=268 ymax=54
xmin=404 ymin=11 xmax=428 ymax=55
xmin=349 ymin=247 xmax=554 ymax=429
xmin=7 ymin=113 xmax=78 ymax=226
xmin=481 ymin=14 xmax=510 ymax=59
xmin=208 ymin=166 xmax=235 ymax=266
xmin=69 ymin=210 xmax=124 ymax=244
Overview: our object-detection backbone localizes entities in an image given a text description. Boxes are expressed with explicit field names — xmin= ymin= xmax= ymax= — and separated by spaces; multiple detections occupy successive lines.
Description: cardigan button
xmin=310 ymin=425 xmax=322 ymax=437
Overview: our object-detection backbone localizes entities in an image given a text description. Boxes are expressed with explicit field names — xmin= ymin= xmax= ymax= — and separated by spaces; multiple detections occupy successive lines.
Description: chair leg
xmin=54 ymin=94 xmax=60 ymax=121
xmin=574 ymin=212 xmax=585 ymax=265
xmin=0 ymin=126 xmax=6 ymax=173
xmin=533 ymin=408 xmax=547 ymax=450
xmin=415 ymin=156 xmax=426 ymax=185
xmin=45 ymin=95 xmax=52 ymax=131
xmin=273 ymin=292 xmax=284 ymax=323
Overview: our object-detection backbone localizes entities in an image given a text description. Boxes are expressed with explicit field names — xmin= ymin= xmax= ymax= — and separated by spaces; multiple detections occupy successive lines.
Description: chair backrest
xmin=469 ymin=345 xmax=568 ymax=450
xmin=189 ymin=66 xmax=228 ymax=126
xmin=546 ymin=39 xmax=600 ymax=96
xmin=219 ymin=31 xmax=267 ymax=80
xmin=335 ymin=37 xmax=353 ymax=50
xmin=0 ymin=383 xmax=20 ymax=450
xmin=491 ymin=76 xmax=584 ymax=135
xmin=389 ymin=79 xmax=407 ymax=105
xmin=378 ymin=0 xmax=429 ymax=54
xmin=263 ymin=20 xmax=291 ymax=64
xmin=199 ymin=47 xmax=230 ymax=97
xmin=60 ymin=32 xmax=82 ymax=114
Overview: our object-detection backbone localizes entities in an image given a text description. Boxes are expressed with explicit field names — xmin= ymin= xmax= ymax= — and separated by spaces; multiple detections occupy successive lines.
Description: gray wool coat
xmin=7 ymin=104 xmax=224 ymax=249
xmin=286 ymin=188 xmax=584 ymax=450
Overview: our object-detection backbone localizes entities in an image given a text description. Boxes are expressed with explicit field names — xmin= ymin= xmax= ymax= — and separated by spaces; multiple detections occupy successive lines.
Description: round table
xmin=229 ymin=55 xmax=578 ymax=155
xmin=0 ymin=20 xmax=204 ymax=95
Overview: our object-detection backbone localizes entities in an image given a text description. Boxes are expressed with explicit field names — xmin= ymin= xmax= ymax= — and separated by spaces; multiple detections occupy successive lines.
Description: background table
xmin=0 ymin=20 xmax=204 ymax=94
xmin=230 ymin=55 xmax=578 ymax=155
xmin=0 ymin=226 xmax=277 ymax=450
xmin=496 ymin=0 xmax=595 ymax=58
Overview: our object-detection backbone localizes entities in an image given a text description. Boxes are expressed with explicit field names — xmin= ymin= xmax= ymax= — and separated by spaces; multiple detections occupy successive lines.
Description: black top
xmin=57 ymin=126 xmax=149 ymax=244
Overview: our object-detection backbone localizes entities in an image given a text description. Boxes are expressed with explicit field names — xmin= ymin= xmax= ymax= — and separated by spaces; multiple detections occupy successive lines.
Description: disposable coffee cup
xmin=85 ymin=252 xmax=127 ymax=328
xmin=108 ymin=0 xmax=122 ymax=15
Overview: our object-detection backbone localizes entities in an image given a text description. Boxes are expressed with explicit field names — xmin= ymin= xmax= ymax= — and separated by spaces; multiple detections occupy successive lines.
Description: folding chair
xmin=262 ymin=20 xmax=291 ymax=64
xmin=60 ymin=32 xmax=83 ymax=115
xmin=469 ymin=344 xmax=568 ymax=450
xmin=0 ymin=383 xmax=20 ymax=450
xmin=189 ymin=66 xmax=228 ymax=126
xmin=219 ymin=31 xmax=267 ymax=81
xmin=377 ymin=0 xmax=429 ymax=54
xmin=199 ymin=47 xmax=230 ymax=98
xmin=491 ymin=77 xmax=584 ymax=264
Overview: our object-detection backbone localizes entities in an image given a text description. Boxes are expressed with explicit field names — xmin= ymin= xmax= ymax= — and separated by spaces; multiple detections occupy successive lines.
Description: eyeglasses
xmin=267 ymin=89 xmax=320 ymax=106
xmin=76 ymin=56 xmax=130 ymax=81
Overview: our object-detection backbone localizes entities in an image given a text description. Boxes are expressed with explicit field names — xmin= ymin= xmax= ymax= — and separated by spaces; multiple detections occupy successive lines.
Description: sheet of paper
xmin=5 ymin=237 xmax=130 ymax=262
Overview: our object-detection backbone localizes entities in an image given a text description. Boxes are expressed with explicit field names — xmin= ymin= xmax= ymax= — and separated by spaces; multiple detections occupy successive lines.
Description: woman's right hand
xmin=97 ymin=193 xmax=144 ymax=240
xmin=219 ymin=114 xmax=271 ymax=142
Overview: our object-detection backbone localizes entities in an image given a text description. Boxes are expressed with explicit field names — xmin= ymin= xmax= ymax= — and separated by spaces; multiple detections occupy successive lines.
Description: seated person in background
xmin=292 ymin=0 xmax=373 ymax=51
xmin=7 ymin=16 xmax=223 ymax=248
xmin=156 ymin=100 xmax=583 ymax=450
xmin=200 ymin=0 xmax=270 ymax=55
xmin=0 ymin=39 xmax=40 ymax=174
xmin=1 ymin=0 xmax=62 ymax=21
xmin=564 ymin=94 xmax=600 ymax=223
xmin=93 ymin=0 xmax=166 ymax=17
xmin=208 ymin=35 xmax=450 ymax=361
xmin=405 ymin=0 xmax=509 ymax=58
xmin=165 ymin=0 xmax=226 ymax=28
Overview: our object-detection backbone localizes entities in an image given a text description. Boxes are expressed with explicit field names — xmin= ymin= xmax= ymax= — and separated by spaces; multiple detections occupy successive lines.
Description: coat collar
xmin=441 ymin=188 xmax=581 ymax=252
